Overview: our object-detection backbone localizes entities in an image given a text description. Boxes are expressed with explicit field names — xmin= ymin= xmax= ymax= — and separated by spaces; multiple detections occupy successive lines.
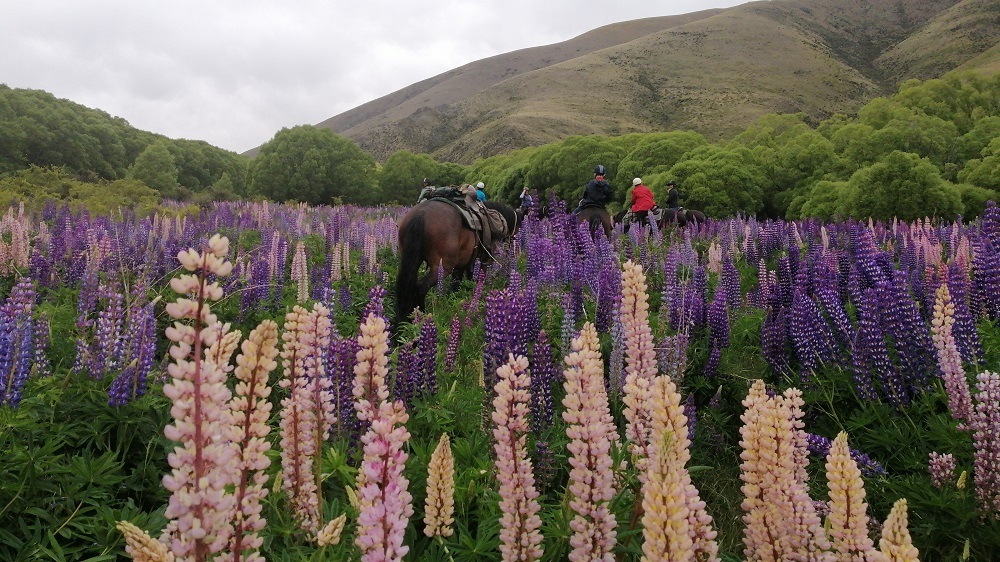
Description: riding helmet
xmin=632 ymin=178 xmax=642 ymax=186
xmin=594 ymin=165 xmax=606 ymax=175
xmin=667 ymin=180 xmax=677 ymax=186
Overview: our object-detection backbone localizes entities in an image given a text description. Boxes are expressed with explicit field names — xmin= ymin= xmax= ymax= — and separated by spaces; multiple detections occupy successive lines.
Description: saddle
xmin=425 ymin=193 xmax=508 ymax=251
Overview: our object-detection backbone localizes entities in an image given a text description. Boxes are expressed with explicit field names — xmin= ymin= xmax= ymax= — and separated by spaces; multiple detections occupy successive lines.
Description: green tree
xmin=378 ymin=151 xmax=443 ymax=204
xmin=248 ymin=126 xmax=377 ymax=206
xmin=665 ymin=146 xmax=765 ymax=218
xmin=790 ymin=180 xmax=854 ymax=220
xmin=844 ymin=150 xmax=963 ymax=222
xmin=128 ymin=140 xmax=181 ymax=197
xmin=958 ymin=137 xmax=1000 ymax=190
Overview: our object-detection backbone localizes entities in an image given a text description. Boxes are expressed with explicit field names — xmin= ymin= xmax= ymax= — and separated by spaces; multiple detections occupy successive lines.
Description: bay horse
xmin=394 ymin=199 xmax=518 ymax=328
xmin=576 ymin=205 xmax=613 ymax=238
xmin=614 ymin=208 xmax=706 ymax=231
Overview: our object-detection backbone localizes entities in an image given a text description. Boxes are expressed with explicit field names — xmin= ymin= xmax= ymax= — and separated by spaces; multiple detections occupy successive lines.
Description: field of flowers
xmin=1 ymin=199 xmax=999 ymax=561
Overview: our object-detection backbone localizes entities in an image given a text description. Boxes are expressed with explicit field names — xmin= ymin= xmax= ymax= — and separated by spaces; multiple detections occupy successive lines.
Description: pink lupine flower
xmin=931 ymin=284 xmax=973 ymax=427
xmin=354 ymin=399 xmax=413 ymax=561
xmin=290 ymin=241 xmax=309 ymax=303
xmin=225 ymin=320 xmax=279 ymax=562
xmin=206 ymin=323 xmax=241 ymax=374
xmin=621 ymin=261 xmax=657 ymax=476
xmin=879 ymin=499 xmax=920 ymax=562
xmin=424 ymin=433 xmax=456 ymax=538
xmin=825 ymin=432 xmax=882 ymax=560
xmin=277 ymin=303 xmax=334 ymax=534
xmin=160 ymin=234 xmax=238 ymax=561
xmin=641 ymin=376 xmax=719 ymax=562
xmin=928 ymin=452 xmax=956 ymax=488
xmin=562 ymin=322 xmax=620 ymax=561
xmin=353 ymin=312 xmax=391 ymax=423
xmin=970 ymin=370 xmax=1000 ymax=515
xmin=739 ymin=380 xmax=831 ymax=562
xmin=493 ymin=354 xmax=544 ymax=562
xmin=117 ymin=521 xmax=176 ymax=562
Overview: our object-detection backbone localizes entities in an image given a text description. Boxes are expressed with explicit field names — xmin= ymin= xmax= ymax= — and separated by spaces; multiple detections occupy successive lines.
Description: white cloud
xmin=0 ymin=0 xmax=747 ymax=153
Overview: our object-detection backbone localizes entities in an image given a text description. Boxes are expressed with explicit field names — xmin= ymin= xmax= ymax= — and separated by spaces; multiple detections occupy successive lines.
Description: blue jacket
xmin=476 ymin=189 xmax=487 ymax=202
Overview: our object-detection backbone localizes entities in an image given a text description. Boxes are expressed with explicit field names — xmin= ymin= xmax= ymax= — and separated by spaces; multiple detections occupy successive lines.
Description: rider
xmin=573 ymin=165 xmax=614 ymax=214
xmin=630 ymin=177 xmax=655 ymax=227
xmin=418 ymin=178 xmax=435 ymax=202
xmin=665 ymin=180 xmax=681 ymax=210
xmin=475 ymin=182 xmax=488 ymax=202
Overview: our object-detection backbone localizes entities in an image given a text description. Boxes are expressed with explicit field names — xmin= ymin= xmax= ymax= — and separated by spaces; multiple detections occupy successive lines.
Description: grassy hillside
xmin=307 ymin=0 xmax=998 ymax=163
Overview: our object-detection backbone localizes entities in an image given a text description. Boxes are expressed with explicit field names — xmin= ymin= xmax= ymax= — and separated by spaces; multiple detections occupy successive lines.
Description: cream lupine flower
xmin=206 ymin=323 xmax=241 ymax=374
xmin=739 ymin=380 xmax=831 ymax=562
xmin=493 ymin=354 xmax=544 ymax=562
xmin=225 ymin=319 xmax=279 ymax=562
xmin=825 ymin=432 xmax=885 ymax=561
xmin=353 ymin=312 xmax=391 ymax=422
xmin=562 ymin=322 xmax=620 ymax=561
xmin=117 ymin=521 xmax=176 ymax=562
xmin=316 ymin=514 xmax=347 ymax=547
xmin=424 ymin=433 xmax=456 ymax=537
xmin=879 ymin=499 xmax=920 ymax=562
xmin=641 ymin=376 xmax=719 ymax=562
xmin=621 ymin=261 xmax=657 ymax=478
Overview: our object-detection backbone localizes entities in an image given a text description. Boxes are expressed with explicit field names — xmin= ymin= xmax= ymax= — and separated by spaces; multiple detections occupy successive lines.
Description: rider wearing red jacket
xmin=630 ymin=178 xmax=656 ymax=227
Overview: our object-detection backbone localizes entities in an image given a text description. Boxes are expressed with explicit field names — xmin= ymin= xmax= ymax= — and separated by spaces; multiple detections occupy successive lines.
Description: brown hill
xmin=291 ymin=0 xmax=1000 ymax=163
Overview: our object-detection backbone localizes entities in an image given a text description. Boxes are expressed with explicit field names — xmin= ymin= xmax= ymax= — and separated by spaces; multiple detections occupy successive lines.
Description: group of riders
xmin=418 ymin=164 xmax=684 ymax=226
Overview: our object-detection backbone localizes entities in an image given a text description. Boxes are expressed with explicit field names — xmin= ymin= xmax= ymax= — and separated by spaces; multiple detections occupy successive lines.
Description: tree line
xmin=2 ymin=72 xmax=998 ymax=221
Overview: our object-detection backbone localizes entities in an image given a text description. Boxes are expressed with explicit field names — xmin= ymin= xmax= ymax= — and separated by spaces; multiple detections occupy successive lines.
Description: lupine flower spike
xmin=159 ymin=234 xmax=238 ymax=561
xmin=227 ymin=319 xmax=280 ymax=562
xmin=641 ymin=376 xmax=719 ymax=562
xmin=562 ymin=322 xmax=620 ymax=561
xmin=424 ymin=433 xmax=456 ymax=538
xmin=879 ymin=499 xmax=920 ymax=562
xmin=117 ymin=521 xmax=176 ymax=562
xmin=493 ymin=353 xmax=544 ymax=562
xmin=825 ymin=432 xmax=882 ymax=560
xmin=621 ymin=260 xmax=657 ymax=477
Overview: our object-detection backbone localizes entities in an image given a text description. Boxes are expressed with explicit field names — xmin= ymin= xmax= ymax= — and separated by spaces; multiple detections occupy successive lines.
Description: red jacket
xmin=631 ymin=184 xmax=655 ymax=212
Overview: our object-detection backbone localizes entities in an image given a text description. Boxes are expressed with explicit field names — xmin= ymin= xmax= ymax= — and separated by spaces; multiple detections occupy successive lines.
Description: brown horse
xmin=394 ymin=200 xmax=518 ymax=328
xmin=576 ymin=205 xmax=613 ymax=238
xmin=614 ymin=208 xmax=706 ymax=231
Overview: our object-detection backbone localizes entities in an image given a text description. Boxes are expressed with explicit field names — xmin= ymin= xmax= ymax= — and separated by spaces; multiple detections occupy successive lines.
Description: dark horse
xmin=614 ymin=208 xmax=706 ymax=230
xmin=394 ymin=200 xmax=518 ymax=328
xmin=576 ymin=205 xmax=613 ymax=238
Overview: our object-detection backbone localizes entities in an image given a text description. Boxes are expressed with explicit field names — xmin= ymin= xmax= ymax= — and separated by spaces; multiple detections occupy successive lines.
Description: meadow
xmin=1 ymin=198 xmax=999 ymax=561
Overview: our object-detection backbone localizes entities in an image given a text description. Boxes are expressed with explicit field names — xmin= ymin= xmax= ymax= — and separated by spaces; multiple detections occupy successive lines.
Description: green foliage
xmin=665 ymin=145 xmax=765 ymax=217
xmin=127 ymin=140 xmax=180 ymax=197
xmin=0 ymin=166 xmax=161 ymax=215
xmin=249 ymin=126 xmax=378 ymax=206
xmin=844 ymin=150 xmax=963 ymax=222
xmin=377 ymin=151 xmax=464 ymax=204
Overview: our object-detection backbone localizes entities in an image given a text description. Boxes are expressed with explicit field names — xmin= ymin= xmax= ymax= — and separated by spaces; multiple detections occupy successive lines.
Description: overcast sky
xmin=2 ymin=0 xmax=747 ymax=154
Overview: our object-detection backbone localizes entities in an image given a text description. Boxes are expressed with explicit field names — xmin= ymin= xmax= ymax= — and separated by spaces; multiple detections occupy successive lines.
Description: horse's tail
xmin=394 ymin=213 xmax=426 ymax=330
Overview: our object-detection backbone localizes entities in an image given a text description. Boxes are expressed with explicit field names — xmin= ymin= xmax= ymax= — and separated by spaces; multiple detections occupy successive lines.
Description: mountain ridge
xmin=255 ymin=0 xmax=1000 ymax=163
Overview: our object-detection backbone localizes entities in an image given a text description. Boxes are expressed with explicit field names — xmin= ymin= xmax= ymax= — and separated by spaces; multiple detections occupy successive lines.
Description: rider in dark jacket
xmin=574 ymin=165 xmax=614 ymax=213
xmin=665 ymin=180 xmax=681 ymax=210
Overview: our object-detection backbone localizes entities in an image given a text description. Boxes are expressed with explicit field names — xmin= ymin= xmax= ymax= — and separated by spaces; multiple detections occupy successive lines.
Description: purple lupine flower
xmin=0 ymin=278 xmax=36 ymax=407
xmin=683 ymin=393 xmax=697 ymax=441
xmin=947 ymin=260 xmax=983 ymax=364
xmin=595 ymin=263 xmax=621 ymax=333
xmin=805 ymin=432 xmax=886 ymax=478
xmin=362 ymin=284 xmax=388 ymax=325
xmin=108 ymin=302 xmax=158 ymax=406
xmin=327 ymin=333 xmax=362 ymax=440
xmin=529 ymin=330 xmax=557 ymax=432
xmin=413 ymin=310 xmax=438 ymax=398
xmin=657 ymin=330 xmax=690 ymax=382
xmin=853 ymin=287 xmax=900 ymax=404
xmin=721 ymin=255 xmax=741 ymax=311
xmin=878 ymin=271 xmax=936 ymax=395
xmin=560 ymin=290 xmax=578 ymax=352
xmin=928 ymin=452 xmax=956 ymax=488
xmin=761 ymin=306 xmax=792 ymax=376
xmin=444 ymin=314 xmax=462 ymax=372
xmin=484 ymin=288 xmax=527 ymax=387
xmin=789 ymin=277 xmax=839 ymax=380
xmin=31 ymin=312 xmax=51 ymax=379
xmin=89 ymin=283 xmax=126 ymax=378
xmin=533 ymin=440 xmax=556 ymax=492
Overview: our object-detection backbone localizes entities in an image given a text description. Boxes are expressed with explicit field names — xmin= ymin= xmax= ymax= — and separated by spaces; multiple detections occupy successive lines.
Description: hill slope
xmin=303 ymin=0 xmax=999 ymax=163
